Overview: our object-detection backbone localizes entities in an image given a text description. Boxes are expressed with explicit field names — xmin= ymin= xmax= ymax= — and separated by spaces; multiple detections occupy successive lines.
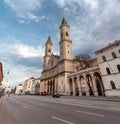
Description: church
xmin=40 ymin=17 xmax=105 ymax=96
xmin=40 ymin=17 xmax=120 ymax=97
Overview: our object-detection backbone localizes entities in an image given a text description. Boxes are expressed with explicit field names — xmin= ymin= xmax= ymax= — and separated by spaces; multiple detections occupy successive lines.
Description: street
xmin=0 ymin=95 xmax=120 ymax=124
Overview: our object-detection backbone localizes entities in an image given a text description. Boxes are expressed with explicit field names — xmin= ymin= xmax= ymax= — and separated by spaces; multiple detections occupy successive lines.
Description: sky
xmin=0 ymin=0 xmax=120 ymax=88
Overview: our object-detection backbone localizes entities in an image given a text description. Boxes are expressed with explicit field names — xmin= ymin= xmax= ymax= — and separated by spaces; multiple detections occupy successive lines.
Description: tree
xmin=76 ymin=54 xmax=91 ymax=70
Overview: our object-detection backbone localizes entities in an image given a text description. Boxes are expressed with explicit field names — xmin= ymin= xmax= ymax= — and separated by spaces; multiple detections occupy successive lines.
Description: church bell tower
xmin=43 ymin=36 xmax=52 ymax=69
xmin=59 ymin=17 xmax=72 ymax=61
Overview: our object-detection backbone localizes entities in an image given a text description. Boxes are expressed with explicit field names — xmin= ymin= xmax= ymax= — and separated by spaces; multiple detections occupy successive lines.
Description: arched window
xmin=66 ymin=31 xmax=68 ymax=36
xmin=110 ymin=81 xmax=116 ymax=89
xmin=106 ymin=67 xmax=111 ymax=74
xmin=102 ymin=56 xmax=106 ymax=62
xmin=119 ymin=49 xmax=120 ymax=54
xmin=117 ymin=65 xmax=120 ymax=72
xmin=112 ymin=52 xmax=117 ymax=58
xmin=48 ymin=49 xmax=51 ymax=53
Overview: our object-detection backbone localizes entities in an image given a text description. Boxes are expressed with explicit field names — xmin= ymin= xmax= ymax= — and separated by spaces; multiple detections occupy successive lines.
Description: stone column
xmin=90 ymin=73 xmax=98 ymax=96
xmin=72 ymin=77 xmax=75 ymax=96
xmin=77 ymin=75 xmax=82 ymax=96
xmin=83 ymin=74 xmax=90 ymax=96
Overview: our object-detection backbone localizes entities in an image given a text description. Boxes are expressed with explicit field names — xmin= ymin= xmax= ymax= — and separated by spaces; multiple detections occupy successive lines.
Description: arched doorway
xmin=86 ymin=74 xmax=94 ymax=96
xmin=80 ymin=76 xmax=86 ymax=96
xmin=94 ymin=72 xmax=105 ymax=96
xmin=74 ymin=77 xmax=79 ymax=96
xmin=69 ymin=78 xmax=73 ymax=96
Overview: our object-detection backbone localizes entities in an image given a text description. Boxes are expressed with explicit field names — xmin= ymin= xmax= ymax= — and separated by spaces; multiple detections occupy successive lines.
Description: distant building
xmin=33 ymin=78 xmax=41 ymax=95
xmin=23 ymin=77 xmax=36 ymax=95
xmin=95 ymin=40 xmax=120 ymax=96
xmin=15 ymin=84 xmax=23 ymax=95
xmin=4 ymin=87 xmax=11 ymax=94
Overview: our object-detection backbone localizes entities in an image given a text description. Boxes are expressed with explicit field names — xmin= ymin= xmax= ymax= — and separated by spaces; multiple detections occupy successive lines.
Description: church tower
xmin=43 ymin=36 xmax=52 ymax=69
xmin=59 ymin=17 xmax=72 ymax=61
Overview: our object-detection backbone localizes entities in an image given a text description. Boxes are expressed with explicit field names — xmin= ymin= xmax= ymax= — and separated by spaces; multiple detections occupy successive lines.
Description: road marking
xmin=52 ymin=116 xmax=75 ymax=124
xmin=76 ymin=110 xmax=104 ymax=117
xmin=22 ymin=105 xmax=29 ymax=109
xmin=21 ymin=97 xmax=120 ymax=112
xmin=39 ymin=103 xmax=48 ymax=106
xmin=109 ymin=107 xmax=120 ymax=111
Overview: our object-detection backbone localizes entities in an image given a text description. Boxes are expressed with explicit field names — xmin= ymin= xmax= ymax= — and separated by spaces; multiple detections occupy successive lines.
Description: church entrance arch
xmin=86 ymin=74 xmax=94 ymax=96
xmin=94 ymin=72 xmax=105 ymax=96
xmin=74 ymin=77 xmax=79 ymax=96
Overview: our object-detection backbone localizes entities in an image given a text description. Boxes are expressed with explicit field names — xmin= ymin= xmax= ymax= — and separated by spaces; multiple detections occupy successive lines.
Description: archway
xmin=80 ymin=76 xmax=86 ymax=96
xmin=74 ymin=77 xmax=79 ymax=96
xmin=69 ymin=78 xmax=73 ymax=96
xmin=86 ymin=74 xmax=94 ymax=96
xmin=94 ymin=72 xmax=105 ymax=96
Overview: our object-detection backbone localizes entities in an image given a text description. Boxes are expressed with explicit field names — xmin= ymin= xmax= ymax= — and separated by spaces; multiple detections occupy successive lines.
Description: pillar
xmin=83 ymin=74 xmax=90 ymax=96
xmin=72 ymin=77 xmax=75 ymax=96
xmin=77 ymin=75 xmax=82 ymax=96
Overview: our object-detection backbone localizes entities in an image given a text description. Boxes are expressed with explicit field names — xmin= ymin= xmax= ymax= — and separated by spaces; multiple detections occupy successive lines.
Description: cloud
xmin=9 ymin=42 xmax=44 ymax=58
xmin=0 ymin=40 xmax=44 ymax=87
xmin=4 ymin=0 xmax=45 ymax=22
xmin=53 ymin=0 xmax=120 ymax=57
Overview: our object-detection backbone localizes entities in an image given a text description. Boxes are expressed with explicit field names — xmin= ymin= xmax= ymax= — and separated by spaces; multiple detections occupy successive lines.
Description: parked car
xmin=41 ymin=91 xmax=48 ymax=95
xmin=52 ymin=93 xmax=60 ymax=98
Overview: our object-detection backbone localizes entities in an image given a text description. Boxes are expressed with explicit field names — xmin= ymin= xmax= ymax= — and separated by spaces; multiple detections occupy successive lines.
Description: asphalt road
xmin=0 ymin=95 xmax=120 ymax=124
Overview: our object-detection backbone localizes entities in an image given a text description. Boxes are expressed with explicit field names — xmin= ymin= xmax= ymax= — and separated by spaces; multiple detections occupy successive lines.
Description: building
xmin=95 ymin=40 xmax=120 ymax=96
xmin=40 ymin=18 xmax=98 ymax=95
xmin=40 ymin=18 xmax=120 ymax=97
xmin=15 ymin=84 xmax=23 ymax=95
xmin=33 ymin=78 xmax=41 ymax=95
xmin=23 ymin=77 xmax=36 ymax=95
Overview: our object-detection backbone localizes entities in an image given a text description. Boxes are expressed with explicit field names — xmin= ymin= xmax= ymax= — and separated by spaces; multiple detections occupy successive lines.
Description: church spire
xmin=60 ymin=17 xmax=69 ymax=28
xmin=46 ymin=35 xmax=52 ymax=45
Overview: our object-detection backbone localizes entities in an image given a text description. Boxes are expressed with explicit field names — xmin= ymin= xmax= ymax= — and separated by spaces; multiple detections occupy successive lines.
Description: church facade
xmin=40 ymin=18 xmax=120 ymax=97
xmin=40 ymin=18 xmax=105 ymax=96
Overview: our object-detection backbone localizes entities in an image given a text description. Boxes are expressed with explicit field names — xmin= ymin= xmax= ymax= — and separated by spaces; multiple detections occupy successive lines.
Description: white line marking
xmin=52 ymin=116 xmax=75 ymax=124
xmin=76 ymin=110 xmax=104 ymax=117
xmin=23 ymin=97 xmax=120 ymax=112
xmin=22 ymin=105 xmax=29 ymax=109
xmin=39 ymin=103 xmax=48 ymax=106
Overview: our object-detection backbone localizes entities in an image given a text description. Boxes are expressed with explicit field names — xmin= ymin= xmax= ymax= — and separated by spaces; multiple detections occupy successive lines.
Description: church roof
xmin=95 ymin=40 xmax=120 ymax=53
xmin=60 ymin=17 xmax=69 ymax=28
xmin=46 ymin=36 xmax=52 ymax=45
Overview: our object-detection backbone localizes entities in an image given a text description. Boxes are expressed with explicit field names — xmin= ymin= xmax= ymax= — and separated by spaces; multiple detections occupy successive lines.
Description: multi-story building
xmin=15 ymin=84 xmax=23 ymax=95
xmin=40 ymin=18 xmax=120 ymax=97
xmin=95 ymin=40 xmax=120 ymax=96
xmin=33 ymin=78 xmax=41 ymax=95
xmin=40 ymin=18 xmax=82 ymax=95
xmin=23 ymin=77 xmax=36 ymax=95
xmin=40 ymin=18 xmax=102 ymax=96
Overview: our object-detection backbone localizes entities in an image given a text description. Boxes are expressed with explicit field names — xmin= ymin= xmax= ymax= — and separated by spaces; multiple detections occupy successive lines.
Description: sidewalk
xmin=61 ymin=96 xmax=120 ymax=102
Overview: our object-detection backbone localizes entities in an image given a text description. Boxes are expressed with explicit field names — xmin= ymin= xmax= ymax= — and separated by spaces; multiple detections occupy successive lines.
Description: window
xmin=112 ymin=52 xmax=117 ymax=58
xmin=119 ymin=49 xmax=120 ymax=54
xmin=66 ymin=31 xmax=68 ymax=36
xmin=117 ymin=65 xmax=120 ymax=72
xmin=48 ymin=49 xmax=51 ymax=53
xmin=110 ymin=81 xmax=116 ymax=89
xmin=106 ymin=67 xmax=111 ymax=74
xmin=102 ymin=56 xmax=106 ymax=62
